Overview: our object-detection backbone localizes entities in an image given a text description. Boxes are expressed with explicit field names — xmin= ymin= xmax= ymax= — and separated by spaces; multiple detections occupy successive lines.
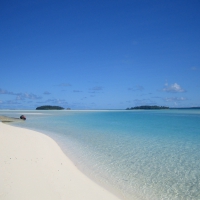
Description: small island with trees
xmin=126 ymin=105 xmax=169 ymax=110
xmin=36 ymin=105 xmax=65 ymax=110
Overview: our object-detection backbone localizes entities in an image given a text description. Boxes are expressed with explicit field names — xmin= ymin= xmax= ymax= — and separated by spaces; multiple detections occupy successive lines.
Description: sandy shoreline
xmin=0 ymin=122 xmax=120 ymax=200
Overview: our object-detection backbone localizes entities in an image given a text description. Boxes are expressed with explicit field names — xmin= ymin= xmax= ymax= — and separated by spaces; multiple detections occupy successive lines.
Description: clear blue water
xmin=1 ymin=109 xmax=200 ymax=200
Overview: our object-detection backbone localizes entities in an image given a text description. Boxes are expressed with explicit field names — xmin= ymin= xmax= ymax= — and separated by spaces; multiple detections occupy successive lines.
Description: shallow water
xmin=1 ymin=109 xmax=200 ymax=200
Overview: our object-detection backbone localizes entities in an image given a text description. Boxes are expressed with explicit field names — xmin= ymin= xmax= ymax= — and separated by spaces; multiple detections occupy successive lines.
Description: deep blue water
xmin=1 ymin=109 xmax=200 ymax=200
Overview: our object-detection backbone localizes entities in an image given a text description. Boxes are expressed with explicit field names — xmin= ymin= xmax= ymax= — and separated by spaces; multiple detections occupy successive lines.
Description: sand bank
xmin=0 ymin=122 xmax=120 ymax=200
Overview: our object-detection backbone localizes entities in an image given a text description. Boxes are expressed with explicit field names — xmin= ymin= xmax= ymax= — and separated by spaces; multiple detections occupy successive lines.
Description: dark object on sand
xmin=20 ymin=115 xmax=26 ymax=120
xmin=0 ymin=116 xmax=24 ymax=122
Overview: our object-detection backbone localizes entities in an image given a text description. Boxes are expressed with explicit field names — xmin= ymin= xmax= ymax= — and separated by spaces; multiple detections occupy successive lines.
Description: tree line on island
xmin=36 ymin=105 xmax=71 ymax=110
xmin=126 ymin=105 xmax=169 ymax=110
xmin=36 ymin=105 xmax=200 ymax=110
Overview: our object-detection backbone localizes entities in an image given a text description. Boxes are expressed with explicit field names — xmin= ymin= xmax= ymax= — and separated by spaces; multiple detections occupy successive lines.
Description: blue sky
xmin=0 ymin=0 xmax=200 ymax=109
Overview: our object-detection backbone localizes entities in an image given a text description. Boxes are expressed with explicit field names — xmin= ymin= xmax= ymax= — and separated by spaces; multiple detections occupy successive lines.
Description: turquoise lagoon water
xmin=1 ymin=109 xmax=200 ymax=200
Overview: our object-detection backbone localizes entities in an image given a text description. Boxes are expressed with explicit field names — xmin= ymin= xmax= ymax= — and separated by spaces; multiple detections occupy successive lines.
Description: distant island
xmin=36 ymin=105 xmax=64 ymax=110
xmin=171 ymin=107 xmax=200 ymax=109
xmin=126 ymin=105 xmax=169 ymax=110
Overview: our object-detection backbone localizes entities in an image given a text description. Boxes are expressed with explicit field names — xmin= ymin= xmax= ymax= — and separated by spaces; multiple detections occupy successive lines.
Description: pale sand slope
xmin=0 ymin=122 xmax=120 ymax=200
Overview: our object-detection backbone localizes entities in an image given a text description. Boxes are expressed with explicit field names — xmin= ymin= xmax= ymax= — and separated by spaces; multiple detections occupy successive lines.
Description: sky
xmin=0 ymin=0 xmax=200 ymax=109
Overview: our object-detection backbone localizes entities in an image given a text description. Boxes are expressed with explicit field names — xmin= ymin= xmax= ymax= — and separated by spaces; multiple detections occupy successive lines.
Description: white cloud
xmin=163 ymin=83 xmax=185 ymax=93
xmin=132 ymin=98 xmax=157 ymax=105
xmin=16 ymin=93 xmax=41 ymax=100
xmin=57 ymin=83 xmax=72 ymax=87
xmin=0 ymin=88 xmax=41 ymax=100
xmin=191 ymin=67 xmax=198 ymax=71
xmin=0 ymin=100 xmax=21 ymax=105
xmin=164 ymin=97 xmax=186 ymax=102
xmin=0 ymin=88 xmax=14 ymax=95
xmin=128 ymin=85 xmax=144 ymax=91
xmin=90 ymin=86 xmax=103 ymax=91
xmin=44 ymin=91 xmax=51 ymax=95
xmin=89 ymin=86 xmax=104 ymax=93
xmin=73 ymin=90 xmax=82 ymax=93
xmin=40 ymin=98 xmax=68 ymax=105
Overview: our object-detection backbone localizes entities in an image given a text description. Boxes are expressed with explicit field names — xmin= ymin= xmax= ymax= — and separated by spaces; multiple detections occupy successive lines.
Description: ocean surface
xmin=1 ymin=109 xmax=200 ymax=200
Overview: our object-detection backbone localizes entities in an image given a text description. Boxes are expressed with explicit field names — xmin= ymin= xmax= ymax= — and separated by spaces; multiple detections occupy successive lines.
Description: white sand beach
xmin=0 ymin=122 xmax=120 ymax=200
